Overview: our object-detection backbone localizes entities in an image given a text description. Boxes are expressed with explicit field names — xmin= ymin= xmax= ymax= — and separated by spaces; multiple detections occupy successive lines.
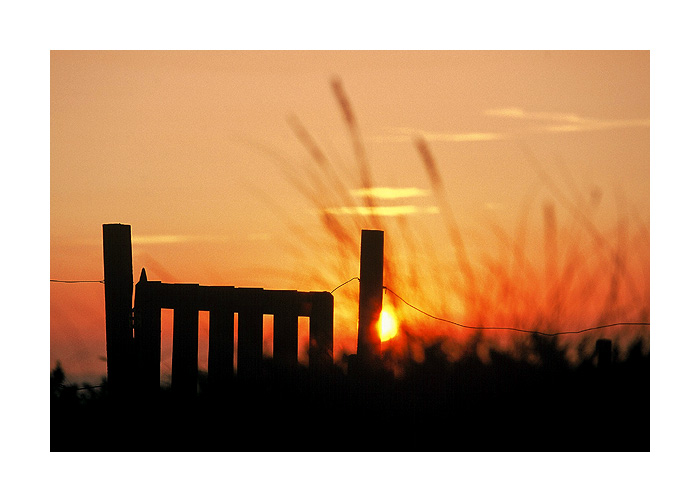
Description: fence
xmin=133 ymin=270 xmax=333 ymax=396
xmin=103 ymin=223 xmax=349 ymax=400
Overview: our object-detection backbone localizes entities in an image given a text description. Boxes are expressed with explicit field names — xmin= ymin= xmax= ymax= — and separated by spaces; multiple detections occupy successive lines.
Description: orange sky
xmin=50 ymin=51 xmax=650 ymax=383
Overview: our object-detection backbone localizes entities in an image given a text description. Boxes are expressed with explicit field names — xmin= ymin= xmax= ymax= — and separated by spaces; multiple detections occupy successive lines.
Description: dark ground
xmin=50 ymin=338 xmax=649 ymax=452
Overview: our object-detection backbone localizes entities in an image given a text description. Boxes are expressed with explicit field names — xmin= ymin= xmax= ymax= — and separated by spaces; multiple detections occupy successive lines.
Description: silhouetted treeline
xmin=50 ymin=337 xmax=649 ymax=452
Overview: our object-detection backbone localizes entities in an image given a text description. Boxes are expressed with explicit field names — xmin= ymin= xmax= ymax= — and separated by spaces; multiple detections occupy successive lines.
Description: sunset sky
xmin=50 ymin=50 xmax=650 ymax=383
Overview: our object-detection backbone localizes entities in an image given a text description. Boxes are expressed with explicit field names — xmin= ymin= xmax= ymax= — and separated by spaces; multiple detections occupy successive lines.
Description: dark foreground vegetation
xmin=51 ymin=337 xmax=649 ymax=452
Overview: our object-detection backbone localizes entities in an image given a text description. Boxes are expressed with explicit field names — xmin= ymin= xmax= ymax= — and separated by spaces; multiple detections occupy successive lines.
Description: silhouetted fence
xmin=134 ymin=269 xmax=333 ymax=397
xmin=103 ymin=223 xmax=335 ymax=400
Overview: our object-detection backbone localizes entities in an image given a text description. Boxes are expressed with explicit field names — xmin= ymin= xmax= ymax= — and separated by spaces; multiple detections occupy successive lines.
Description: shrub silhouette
xmin=50 ymin=336 xmax=649 ymax=452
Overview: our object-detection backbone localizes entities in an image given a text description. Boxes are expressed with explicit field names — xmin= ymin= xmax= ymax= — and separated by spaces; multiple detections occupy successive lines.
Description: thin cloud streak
xmin=350 ymin=187 xmax=431 ymax=199
xmin=485 ymin=108 xmax=585 ymax=122
xmin=323 ymin=205 xmax=440 ymax=217
xmin=367 ymin=109 xmax=648 ymax=145
xmin=543 ymin=118 xmax=650 ymax=132
xmin=368 ymin=127 xmax=503 ymax=144
xmin=485 ymin=107 xmax=650 ymax=132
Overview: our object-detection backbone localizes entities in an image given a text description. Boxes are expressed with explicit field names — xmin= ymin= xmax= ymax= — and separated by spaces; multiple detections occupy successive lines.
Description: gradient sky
xmin=50 ymin=51 xmax=650 ymax=383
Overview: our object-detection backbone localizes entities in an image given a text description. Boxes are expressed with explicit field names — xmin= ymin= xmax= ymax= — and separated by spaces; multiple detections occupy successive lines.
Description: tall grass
xmin=257 ymin=78 xmax=650 ymax=371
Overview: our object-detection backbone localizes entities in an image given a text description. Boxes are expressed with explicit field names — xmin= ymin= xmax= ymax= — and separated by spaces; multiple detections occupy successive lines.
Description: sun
xmin=378 ymin=306 xmax=399 ymax=342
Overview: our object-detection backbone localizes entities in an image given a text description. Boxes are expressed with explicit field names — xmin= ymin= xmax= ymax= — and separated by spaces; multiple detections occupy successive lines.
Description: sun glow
xmin=378 ymin=307 xmax=399 ymax=342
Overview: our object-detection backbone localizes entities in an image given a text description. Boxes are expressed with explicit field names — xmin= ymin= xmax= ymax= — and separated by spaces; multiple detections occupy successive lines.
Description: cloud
xmin=543 ymin=118 xmax=650 ymax=132
xmin=484 ymin=107 xmax=649 ymax=133
xmin=350 ymin=187 xmax=430 ymax=199
xmin=424 ymin=132 xmax=503 ymax=142
xmin=323 ymin=205 xmax=440 ymax=217
xmin=367 ymin=109 xmax=649 ymax=145
xmin=368 ymin=127 xmax=503 ymax=144
xmin=485 ymin=108 xmax=585 ymax=123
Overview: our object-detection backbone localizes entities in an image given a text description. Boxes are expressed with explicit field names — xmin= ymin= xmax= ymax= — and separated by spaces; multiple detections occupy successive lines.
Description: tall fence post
xmin=102 ymin=223 xmax=134 ymax=397
xmin=357 ymin=229 xmax=384 ymax=367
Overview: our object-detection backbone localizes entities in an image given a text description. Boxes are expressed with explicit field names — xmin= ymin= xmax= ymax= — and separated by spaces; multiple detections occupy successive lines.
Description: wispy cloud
xmin=367 ymin=109 xmax=648 ymax=145
xmin=485 ymin=108 xmax=585 ymax=123
xmin=323 ymin=205 xmax=440 ymax=217
xmin=485 ymin=107 xmax=649 ymax=133
xmin=543 ymin=118 xmax=650 ymax=132
xmin=484 ymin=107 xmax=527 ymax=119
xmin=132 ymin=235 xmax=231 ymax=245
xmin=368 ymin=127 xmax=503 ymax=144
xmin=350 ymin=187 xmax=430 ymax=199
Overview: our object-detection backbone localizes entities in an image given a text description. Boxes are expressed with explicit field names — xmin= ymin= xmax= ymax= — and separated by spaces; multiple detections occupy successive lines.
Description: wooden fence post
xmin=133 ymin=268 xmax=162 ymax=399
xmin=309 ymin=291 xmax=334 ymax=377
xmin=237 ymin=289 xmax=264 ymax=381
xmin=273 ymin=290 xmax=299 ymax=369
xmin=102 ymin=223 xmax=134 ymax=397
xmin=171 ymin=284 xmax=199 ymax=400
xmin=208 ymin=287 xmax=235 ymax=394
xmin=357 ymin=229 xmax=384 ymax=366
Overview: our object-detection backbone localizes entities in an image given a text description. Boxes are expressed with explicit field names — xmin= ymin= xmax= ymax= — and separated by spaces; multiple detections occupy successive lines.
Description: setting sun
xmin=379 ymin=307 xmax=399 ymax=342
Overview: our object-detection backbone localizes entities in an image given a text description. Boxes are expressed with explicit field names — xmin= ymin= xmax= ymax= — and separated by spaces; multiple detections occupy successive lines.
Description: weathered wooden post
xmin=237 ymin=288 xmax=264 ymax=381
xmin=272 ymin=290 xmax=299 ymax=369
xmin=357 ymin=229 xmax=384 ymax=367
xmin=208 ymin=287 xmax=235 ymax=394
xmin=102 ymin=223 xmax=134 ymax=397
xmin=171 ymin=283 xmax=199 ymax=400
xmin=309 ymin=291 xmax=334 ymax=377
xmin=133 ymin=268 xmax=162 ymax=398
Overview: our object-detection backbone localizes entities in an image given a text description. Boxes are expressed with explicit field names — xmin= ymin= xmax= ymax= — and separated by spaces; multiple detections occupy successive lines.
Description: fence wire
xmin=49 ymin=276 xmax=650 ymax=337
xmin=329 ymin=276 xmax=650 ymax=337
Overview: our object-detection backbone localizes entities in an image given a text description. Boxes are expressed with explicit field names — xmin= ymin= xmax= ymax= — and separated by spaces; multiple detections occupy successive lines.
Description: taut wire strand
xmin=50 ymin=279 xmax=104 ymax=284
xmin=383 ymin=285 xmax=650 ymax=337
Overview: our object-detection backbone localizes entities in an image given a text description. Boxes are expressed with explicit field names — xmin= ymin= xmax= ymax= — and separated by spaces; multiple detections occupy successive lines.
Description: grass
xmin=51 ymin=336 xmax=649 ymax=452
xmin=259 ymin=77 xmax=649 ymax=373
